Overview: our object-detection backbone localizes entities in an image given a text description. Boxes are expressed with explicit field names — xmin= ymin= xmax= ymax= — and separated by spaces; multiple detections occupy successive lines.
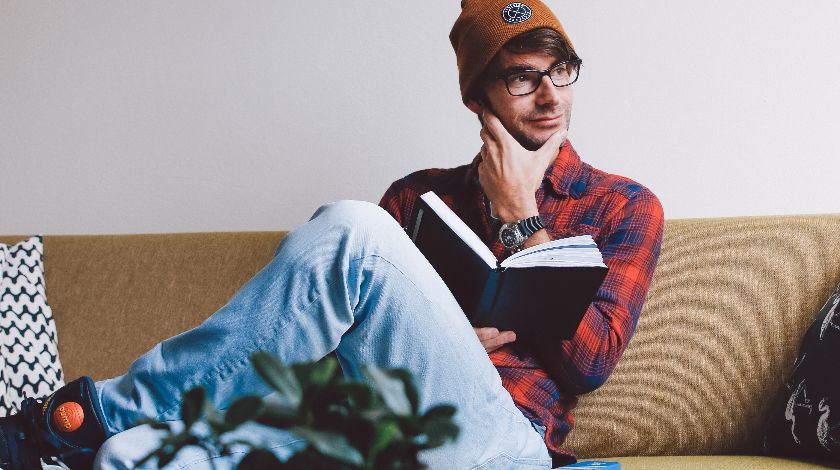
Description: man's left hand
xmin=477 ymin=111 xmax=567 ymax=222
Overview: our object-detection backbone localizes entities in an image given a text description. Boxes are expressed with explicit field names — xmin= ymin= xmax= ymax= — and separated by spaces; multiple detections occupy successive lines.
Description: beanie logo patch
xmin=501 ymin=3 xmax=532 ymax=24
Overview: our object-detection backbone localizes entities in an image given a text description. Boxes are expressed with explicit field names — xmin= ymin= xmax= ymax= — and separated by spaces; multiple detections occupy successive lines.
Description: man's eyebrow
xmin=497 ymin=60 xmax=564 ymax=75
xmin=497 ymin=63 xmax=538 ymax=75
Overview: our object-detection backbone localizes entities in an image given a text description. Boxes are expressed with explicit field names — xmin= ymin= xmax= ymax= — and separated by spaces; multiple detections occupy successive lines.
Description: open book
xmin=409 ymin=191 xmax=608 ymax=347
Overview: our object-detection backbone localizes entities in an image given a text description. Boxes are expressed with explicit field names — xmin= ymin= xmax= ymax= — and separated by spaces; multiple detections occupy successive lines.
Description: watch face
xmin=500 ymin=225 xmax=523 ymax=248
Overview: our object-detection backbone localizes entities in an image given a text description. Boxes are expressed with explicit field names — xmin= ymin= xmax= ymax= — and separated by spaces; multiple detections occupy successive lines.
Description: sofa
xmin=3 ymin=212 xmax=840 ymax=469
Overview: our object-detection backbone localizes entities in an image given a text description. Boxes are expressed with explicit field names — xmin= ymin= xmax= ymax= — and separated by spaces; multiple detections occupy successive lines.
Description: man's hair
xmin=466 ymin=27 xmax=580 ymax=104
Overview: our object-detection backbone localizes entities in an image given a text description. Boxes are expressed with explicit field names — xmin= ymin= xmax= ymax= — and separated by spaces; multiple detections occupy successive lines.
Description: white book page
xmin=500 ymin=235 xmax=607 ymax=269
xmin=419 ymin=192 xmax=497 ymax=268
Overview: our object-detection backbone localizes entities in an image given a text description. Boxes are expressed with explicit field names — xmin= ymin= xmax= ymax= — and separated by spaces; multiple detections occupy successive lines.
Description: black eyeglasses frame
xmin=494 ymin=59 xmax=583 ymax=97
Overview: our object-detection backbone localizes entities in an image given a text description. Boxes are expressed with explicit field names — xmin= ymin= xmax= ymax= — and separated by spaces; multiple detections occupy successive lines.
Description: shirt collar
xmin=469 ymin=139 xmax=588 ymax=199
xmin=545 ymin=140 xmax=587 ymax=199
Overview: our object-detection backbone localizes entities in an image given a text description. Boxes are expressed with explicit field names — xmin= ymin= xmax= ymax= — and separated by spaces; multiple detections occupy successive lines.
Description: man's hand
xmin=474 ymin=327 xmax=516 ymax=353
xmin=477 ymin=111 xmax=567 ymax=222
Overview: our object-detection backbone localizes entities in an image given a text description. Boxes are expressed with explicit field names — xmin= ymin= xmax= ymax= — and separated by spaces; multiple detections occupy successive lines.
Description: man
xmin=0 ymin=1 xmax=663 ymax=468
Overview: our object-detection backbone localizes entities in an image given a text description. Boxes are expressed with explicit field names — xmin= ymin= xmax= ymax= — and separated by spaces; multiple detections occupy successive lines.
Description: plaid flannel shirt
xmin=379 ymin=141 xmax=664 ymax=458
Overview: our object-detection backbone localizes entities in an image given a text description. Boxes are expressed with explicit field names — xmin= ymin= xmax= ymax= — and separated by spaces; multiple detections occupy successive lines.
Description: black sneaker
xmin=0 ymin=377 xmax=110 ymax=470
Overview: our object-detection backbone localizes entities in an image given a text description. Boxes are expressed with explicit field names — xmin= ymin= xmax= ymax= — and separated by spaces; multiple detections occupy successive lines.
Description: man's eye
xmin=551 ymin=67 xmax=569 ymax=78
xmin=511 ymin=74 xmax=531 ymax=83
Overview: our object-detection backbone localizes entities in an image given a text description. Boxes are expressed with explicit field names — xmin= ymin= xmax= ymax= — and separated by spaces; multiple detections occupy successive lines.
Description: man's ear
xmin=465 ymin=99 xmax=485 ymax=115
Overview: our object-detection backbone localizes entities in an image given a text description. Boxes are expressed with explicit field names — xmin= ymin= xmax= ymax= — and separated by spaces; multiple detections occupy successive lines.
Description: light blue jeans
xmin=92 ymin=201 xmax=551 ymax=469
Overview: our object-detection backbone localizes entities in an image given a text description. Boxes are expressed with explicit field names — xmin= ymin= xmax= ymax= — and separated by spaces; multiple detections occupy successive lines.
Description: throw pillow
xmin=0 ymin=236 xmax=65 ymax=416
xmin=764 ymin=280 xmax=840 ymax=460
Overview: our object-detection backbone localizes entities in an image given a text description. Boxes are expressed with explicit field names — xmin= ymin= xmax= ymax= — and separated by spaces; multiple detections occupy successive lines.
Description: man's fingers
xmin=479 ymin=127 xmax=496 ymax=146
xmin=474 ymin=327 xmax=516 ymax=352
xmin=474 ymin=327 xmax=499 ymax=341
xmin=483 ymin=331 xmax=517 ymax=352
xmin=481 ymin=111 xmax=509 ymax=141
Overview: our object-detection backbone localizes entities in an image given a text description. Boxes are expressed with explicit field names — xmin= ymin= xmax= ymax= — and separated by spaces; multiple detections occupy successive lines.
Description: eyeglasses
xmin=495 ymin=59 xmax=582 ymax=96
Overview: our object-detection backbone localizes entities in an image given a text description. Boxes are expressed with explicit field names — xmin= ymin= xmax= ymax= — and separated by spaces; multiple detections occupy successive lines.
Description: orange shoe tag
xmin=53 ymin=402 xmax=85 ymax=433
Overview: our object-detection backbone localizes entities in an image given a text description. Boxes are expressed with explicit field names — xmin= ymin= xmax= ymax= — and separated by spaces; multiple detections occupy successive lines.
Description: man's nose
xmin=534 ymin=75 xmax=560 ymax=105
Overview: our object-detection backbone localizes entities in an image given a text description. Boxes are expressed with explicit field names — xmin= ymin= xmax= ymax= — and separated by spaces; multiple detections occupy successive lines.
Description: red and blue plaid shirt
xmin=379 ymin=141 xmax=664 ymax=459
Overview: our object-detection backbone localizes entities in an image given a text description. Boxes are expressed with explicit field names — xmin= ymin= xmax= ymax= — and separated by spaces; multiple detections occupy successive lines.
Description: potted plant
xmin=139 ymin=352 xmax=459 ymax=469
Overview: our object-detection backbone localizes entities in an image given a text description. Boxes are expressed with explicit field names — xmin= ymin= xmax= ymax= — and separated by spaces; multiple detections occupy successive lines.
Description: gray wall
xmin=2 ymin=1 xmax=838 ymax=234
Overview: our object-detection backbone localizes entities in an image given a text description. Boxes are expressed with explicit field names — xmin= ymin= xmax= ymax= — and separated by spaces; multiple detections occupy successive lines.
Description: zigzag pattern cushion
xmin=0 ymin=236 xmax=64 ymax=416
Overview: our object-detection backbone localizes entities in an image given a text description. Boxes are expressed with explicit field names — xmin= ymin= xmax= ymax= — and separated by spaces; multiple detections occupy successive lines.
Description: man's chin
xmin=519 ymin=123 xmax=570 ymax=151
xmin=515 ymin=132 xmax=553 ymax=151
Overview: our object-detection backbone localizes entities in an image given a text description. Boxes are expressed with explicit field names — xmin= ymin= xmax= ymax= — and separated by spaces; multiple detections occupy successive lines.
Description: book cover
xmin=409 ymin=191 xmax=608 ymax=345
xmin=560 ymin=461 xmax=621 ymax=469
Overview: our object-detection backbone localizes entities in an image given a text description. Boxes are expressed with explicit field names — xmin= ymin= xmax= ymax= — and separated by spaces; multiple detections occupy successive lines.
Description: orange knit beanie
xmin=449 ymin=0 xmax=575 ymax=103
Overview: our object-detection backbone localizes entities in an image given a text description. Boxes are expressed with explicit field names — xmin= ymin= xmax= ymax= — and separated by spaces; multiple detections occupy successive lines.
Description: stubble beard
xmin=491 ymin=101 xmax=571 ymax=152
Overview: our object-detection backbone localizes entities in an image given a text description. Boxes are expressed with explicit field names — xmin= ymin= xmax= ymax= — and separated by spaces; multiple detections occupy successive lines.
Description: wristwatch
xmin=499 ymin=215 xmax=545 ymax=252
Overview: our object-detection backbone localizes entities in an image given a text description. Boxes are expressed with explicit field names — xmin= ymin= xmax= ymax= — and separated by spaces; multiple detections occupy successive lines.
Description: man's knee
xmin=310 ymin=200 xmax=403 ymax=236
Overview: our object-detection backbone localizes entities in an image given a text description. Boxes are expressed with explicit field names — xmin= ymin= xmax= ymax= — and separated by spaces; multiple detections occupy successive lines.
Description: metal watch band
xmin=518 ymin=215 xmax=545 ymax=238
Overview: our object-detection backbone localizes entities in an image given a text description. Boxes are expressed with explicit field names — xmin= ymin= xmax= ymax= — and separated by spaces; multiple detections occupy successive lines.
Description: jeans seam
xmin=175 ymin=438 xmax=308 ymax=469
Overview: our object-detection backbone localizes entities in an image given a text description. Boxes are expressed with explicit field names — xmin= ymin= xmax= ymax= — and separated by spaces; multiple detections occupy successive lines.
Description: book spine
xmin=475 ymin=269 xmax=502 ymax=324
xmin=410 ymin=207 xmax=425 ymax=243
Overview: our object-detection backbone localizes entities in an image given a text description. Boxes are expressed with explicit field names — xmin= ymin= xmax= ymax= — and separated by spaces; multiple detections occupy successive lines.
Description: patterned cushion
xmin=764 ymin=280 xmax=840 ymax=461
xmin=0 ymin=236 xmax=64 ymax=416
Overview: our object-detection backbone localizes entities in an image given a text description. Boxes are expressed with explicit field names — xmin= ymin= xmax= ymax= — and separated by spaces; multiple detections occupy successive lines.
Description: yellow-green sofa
xmin=3 ymin=213 xmax=840 ymax=469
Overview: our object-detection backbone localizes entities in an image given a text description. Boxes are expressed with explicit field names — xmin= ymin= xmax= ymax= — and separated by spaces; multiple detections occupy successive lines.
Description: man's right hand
xmin=473 ymin=327 xmax=516 ymax=353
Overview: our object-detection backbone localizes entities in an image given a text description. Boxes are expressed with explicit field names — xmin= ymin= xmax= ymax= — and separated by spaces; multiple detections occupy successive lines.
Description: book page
xmin=501 ymin=235 xmax=607 ymax=269
xmin=419 ymin=192 xmax=497 ymax=268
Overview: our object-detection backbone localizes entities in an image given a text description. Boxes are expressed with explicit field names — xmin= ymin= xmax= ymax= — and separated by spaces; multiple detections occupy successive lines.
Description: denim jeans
xmin=92 ymin=201 xmax=551 ymax=469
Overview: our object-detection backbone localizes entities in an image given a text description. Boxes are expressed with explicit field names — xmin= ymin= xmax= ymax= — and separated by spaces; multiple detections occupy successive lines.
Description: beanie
xmin=449 ymin=0 xmax=575 ymax=103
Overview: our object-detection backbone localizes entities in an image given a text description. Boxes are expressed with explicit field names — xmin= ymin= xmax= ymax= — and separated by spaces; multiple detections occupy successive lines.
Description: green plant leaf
xmin=181 ymin=387 xmax=206 ymax=427
xmin=308 ymin=355 xmax=339 ymax=387
xmin=417 ymin=417 xmax=460 ymax=450
xmin=387 ymin=368 xmax=420 ymax=415
xmin=225 ymin=395 xmax=264 ymax=428
xmin=236 ymin=448 xmax=285 ymax=469
xmin=135 ymin=418 xmax=172 ymax=432
xmin=157 ymin=449 xmax=177 ymax=469
xmin=363 ymin=365 xmax=412 ymax=416
xmin=420 ymin=404 xmax=456 ymax=422
xmin=135 ymin=447 xmax=165 ymax=468
xmin=368 ymin=420 xmax=402 ymax=464
xmin=251 ymin=351 xmax=302 ymax=407
xmin=256 ymin=401 xmax=300 ymax=429
xmin=290 ymin=426 xmax=365 ymax=467
xmin=334 ymin=382 xmax=377 ymax=410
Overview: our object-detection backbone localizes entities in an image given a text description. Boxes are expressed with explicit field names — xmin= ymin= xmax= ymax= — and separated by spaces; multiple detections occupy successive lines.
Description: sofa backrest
xmin=3 ymin=213 xmax=840 ymax=457
xmin=565 ymin=213 xmax=840 ymax=457
xmin=0 ymin=232 xmax=285 ymax=382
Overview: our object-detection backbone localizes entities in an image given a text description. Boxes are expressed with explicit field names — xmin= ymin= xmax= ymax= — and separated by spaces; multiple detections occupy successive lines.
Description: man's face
xmin=475 ymin=49 xmax=574 ymax=151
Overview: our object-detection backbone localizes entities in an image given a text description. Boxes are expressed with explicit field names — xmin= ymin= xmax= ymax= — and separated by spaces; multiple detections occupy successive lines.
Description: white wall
xmin=2 ymin=1 xmax=838 ymax=235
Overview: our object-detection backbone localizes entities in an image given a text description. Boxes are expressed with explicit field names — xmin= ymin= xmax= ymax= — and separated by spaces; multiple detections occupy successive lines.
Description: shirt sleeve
xmin=553 ymin=189 xmax=665 ymax=395
xmin=378 ymin=178 xmax=415 ymax=228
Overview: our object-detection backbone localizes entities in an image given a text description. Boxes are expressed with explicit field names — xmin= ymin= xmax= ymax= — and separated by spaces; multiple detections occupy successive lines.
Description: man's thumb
xmin=539 ymin=129 xmax=568 ymax=159
xmin=536 ymin=130 xmax=567 ymax=174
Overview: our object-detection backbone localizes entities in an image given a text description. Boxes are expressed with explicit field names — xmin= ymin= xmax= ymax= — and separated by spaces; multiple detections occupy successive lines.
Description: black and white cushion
xmin=0 ymin=236 xmax=64 ymax=416
xmin=764 ymin=280 xmax=840 ymax=461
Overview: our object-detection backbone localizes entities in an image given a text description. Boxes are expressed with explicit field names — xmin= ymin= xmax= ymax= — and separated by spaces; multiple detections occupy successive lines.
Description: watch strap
xmin=518 ymin=215 xmax=545 ymax=238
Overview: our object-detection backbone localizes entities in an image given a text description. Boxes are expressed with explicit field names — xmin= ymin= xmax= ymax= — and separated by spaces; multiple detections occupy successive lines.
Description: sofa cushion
xmin=0 ymin=236 xmax=64 ymax=416
xmin=603 ymin=455 xmax=836 ymax=469
xmin=764 ymin=280 xmax=840 ymax=461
